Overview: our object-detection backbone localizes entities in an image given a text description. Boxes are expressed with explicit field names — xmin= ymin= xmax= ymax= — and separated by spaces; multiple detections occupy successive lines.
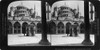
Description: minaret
xmin=65 ymin=2 xmax=69 ymax=7
xmin=34 ymin=5 xmax=36 ymax=18
xmin=64 ymin=2 xmax=66 ymax=6
xmin=64 ymin=2 xmax=67 ymax=6
xmin=10 ymin=6 xmax=13 ymax=17
xmin=20 ymin=2 xmax=23 ymax=6
xmin=77 ymin=4 xmax=79 ymax=18
xmin=34 ymin=4 xmax=35 ymax=11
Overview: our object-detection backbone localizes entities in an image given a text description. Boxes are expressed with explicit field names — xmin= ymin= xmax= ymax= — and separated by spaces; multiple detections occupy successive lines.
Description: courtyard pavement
xmin=8 ymin=33 xmax=94 ymax=46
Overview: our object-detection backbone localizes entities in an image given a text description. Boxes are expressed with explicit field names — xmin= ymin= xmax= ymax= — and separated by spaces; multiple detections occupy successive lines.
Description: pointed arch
xmin=74 ymin=22 xmax=79 ymax=29
xmin=30 ymin=22 xmax=35 ymax=26
xmin=8 ymin=21 xmax=12 ymax=34
xmin=22 ymin=22 xmax=28 ymax=34
xmin=49 ymin=21 xmax=56 ymax=34
xmin=14 ymin=22 xmax=21 ymax=34
xmin=74 ymin=22 xmax=78 ymax=25
xmin=37 ymin=22 xmax=42 ymax=33
xmin=66 ymin=22 xmax=71 ymax=27
xmin=66 ymin=22 xmax=71 ymax=33
xmin=57 ymin=22 xmax=64 ymax=34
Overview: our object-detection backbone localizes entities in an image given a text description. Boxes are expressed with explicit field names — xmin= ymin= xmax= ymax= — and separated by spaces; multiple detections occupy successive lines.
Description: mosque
xmin=7 ymin=2 xmax=95 ymax=35
xmin=7 ymin=3 xmax=42 ymax=34
xmin=46 ymin=2 xmax=95 ymax=34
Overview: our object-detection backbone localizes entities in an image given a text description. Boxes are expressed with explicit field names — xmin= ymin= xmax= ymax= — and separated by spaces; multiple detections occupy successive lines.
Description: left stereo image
xmin=7 ymin=1 xmax=44 ymax=46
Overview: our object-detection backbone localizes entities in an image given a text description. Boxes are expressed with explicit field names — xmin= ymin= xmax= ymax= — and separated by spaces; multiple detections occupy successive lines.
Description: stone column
xmin=64 ymin=25 xmax=66 ymax=34
xmin=20 ymin=24 xmax=22 ymax=34
xmin=64 ymin=23 xmax=66 ymax=34
xmin=12 ymin=24 xmax=14 ymax=34
xmin=56 ymin=25 xmax=58 ymax=34
xmin=39 ymin=1 xmax=51 ymax=45
xmin=78 ymin=23 xmax=81 ymax=34
xmin=12 ymin=22 xmax=15 ymax=34
xmin=82 ymin=1 xmax=93 ymax=45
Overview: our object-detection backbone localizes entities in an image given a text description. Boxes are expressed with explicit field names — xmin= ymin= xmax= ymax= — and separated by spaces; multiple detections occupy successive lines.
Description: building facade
xmin=46 ymin=4 xmax=94 ymax=34
xmin=8 ymin=2 xmax=95 ymax=34
xmin=7 ymin=4 xmax=41 ymax=34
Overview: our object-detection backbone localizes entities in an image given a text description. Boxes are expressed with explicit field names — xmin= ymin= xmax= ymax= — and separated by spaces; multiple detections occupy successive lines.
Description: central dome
xmin=16 ymin=5 xmax=28 ymax=10
xmin=59 ymin=5 xmax=72 ymax=10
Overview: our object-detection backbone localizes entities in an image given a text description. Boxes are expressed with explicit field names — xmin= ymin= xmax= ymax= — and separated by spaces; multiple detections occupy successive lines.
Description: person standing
xmin=30 ymin=26 xmax=35 ymax=36
xmin=26 ymin=26 xmax=29 ymax=36
xmin=22 ymin=27 xmax=26 ymax=36
xmin=66 ymin=26 xmax=70 ymax=36
xmin=70 ymin=26 xmax=73 ymax=36
xmin=74 ymin=27 xmax=78 ymax=37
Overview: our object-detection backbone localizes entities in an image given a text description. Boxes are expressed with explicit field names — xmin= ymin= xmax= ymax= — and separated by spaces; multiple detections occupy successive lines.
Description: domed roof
xmin=60 ymin=5 xmax=67 ymax=8
xmin=60 ymin=5 xmax=72 ymax=10
xmin=16 ymin=5 xmax=28 ymax=10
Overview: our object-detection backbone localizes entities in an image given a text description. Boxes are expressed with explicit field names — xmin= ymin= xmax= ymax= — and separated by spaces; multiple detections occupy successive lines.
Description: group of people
xmin=66 ymin=26 xmax=78 ymax=37
xmin=23 ymin=25 xmax=35 ymax=36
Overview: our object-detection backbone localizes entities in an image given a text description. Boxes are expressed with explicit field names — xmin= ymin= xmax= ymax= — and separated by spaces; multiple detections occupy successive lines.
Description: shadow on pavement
xmin=8 ymin=43 xmax=94 ymax=46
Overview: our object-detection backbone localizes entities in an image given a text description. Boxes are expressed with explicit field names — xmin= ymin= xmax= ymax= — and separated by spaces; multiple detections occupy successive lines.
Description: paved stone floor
xmin=8 ymin=33 xmax=94 ymax=46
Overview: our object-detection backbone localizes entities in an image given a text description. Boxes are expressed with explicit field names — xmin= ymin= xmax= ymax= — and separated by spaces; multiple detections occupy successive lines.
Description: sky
xmin=8 ymin=1 xmax=41 ymax=17
xmin=51 ymin=1 xmax=84 ymax=17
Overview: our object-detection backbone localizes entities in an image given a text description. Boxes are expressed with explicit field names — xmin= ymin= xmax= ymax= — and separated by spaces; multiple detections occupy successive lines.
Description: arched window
xmin=66 ymin=22 xmax=71 ymax=33
xmin=8 ymin=22 xmax=12 ymax=34
xmin=22 ymin=22 xmax=28 ymax=34
xmin=80 ymin=22 xmax=85 ymax=33
xmin=14 ymin=22 xmax=21 ymax=34
xmin=37 ymin=23 xmax=42 ymax=33
xmin=57 ymin=22 xmax=64 ymax=34
xmin=48 ymin=21 xmax=56 ymax=34
xmin=74 ymin=22 xmax=79 ymax=28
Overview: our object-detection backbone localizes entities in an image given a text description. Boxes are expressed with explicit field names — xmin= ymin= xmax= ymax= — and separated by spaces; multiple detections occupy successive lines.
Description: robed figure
xmin=69 ymin=26 xmax=73 ymax=36
xmin=22 ymin=27 xmax=26 ymax=36
xmin=30 ymin=26 xmax=35 ymax=36
xmin=74 ymin=26 xmax=78 ymax=37
xmin=26 ymin=26 xmax=29 ymax=36
xmin=66 ymin=26 xmax=70 ymax=36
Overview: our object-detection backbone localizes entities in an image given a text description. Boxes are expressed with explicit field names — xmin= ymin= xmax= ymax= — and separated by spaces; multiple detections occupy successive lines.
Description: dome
xmin=16 ymin=5 xmax=28 ymax=10
xmin=60 ymin=5 xmax=72 ymax=10
xmin=60 ymin=5 xmax=67 ymax=8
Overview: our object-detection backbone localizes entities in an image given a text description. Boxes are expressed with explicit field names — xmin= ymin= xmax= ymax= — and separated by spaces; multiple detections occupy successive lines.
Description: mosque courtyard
xmin=8 ymin=33 xmax=94 ymax=46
